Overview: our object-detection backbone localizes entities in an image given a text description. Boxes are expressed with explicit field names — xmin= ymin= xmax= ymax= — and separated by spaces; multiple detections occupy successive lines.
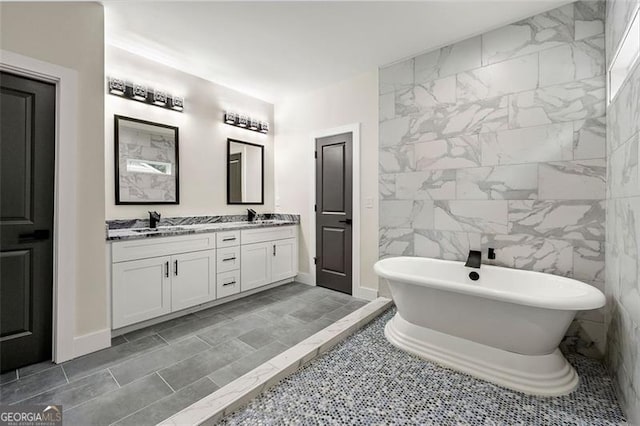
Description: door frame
xmin=307 ymin=123 xmax=374 ymax=300
xmin=1 ymin=50 xmax=78 ymax=363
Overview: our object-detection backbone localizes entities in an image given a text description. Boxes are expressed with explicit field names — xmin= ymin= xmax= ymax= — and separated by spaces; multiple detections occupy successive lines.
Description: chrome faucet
xmin=149 ymin=211 xmax=161 ymax=229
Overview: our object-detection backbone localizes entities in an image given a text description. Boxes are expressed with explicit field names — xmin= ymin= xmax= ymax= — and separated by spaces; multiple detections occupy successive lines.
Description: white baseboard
xmin=354 ymin=286 xmax=378 ymax=301
xmin=295 ymin=272 xmax=315 ymax=286
xmin=73 ymin=328 xmax=111 ymax=358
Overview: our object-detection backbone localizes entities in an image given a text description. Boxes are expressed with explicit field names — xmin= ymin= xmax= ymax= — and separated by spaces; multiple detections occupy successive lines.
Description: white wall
xmin=274 ymin=70 xmax=379 ymax=291
xmin=0 ymin=2 xmax=106 ymax=336
xmin=106 ymin=46 xmax=274 ymax=219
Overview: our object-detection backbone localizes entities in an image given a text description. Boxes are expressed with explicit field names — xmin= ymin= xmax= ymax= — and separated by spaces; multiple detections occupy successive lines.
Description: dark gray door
xmin=0 ymin=72 xmax=56 ymax=372
xmin=315 ymin=133 xmax=352 ymax=295
xmin=229 ymin=152 xmax=242 ymax=203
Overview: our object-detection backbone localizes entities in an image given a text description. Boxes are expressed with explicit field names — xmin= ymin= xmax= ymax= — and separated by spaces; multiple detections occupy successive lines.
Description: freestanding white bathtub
xmin=374 ymin=256 xmax=605 ymax=396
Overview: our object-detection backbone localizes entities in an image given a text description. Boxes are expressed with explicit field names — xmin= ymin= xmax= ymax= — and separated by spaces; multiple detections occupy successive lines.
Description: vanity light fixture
xmin=223 ymin=111 xmax=269 ymax=134
xmin=132 ymin=84 xmax=147 ymax=101
xmin=171 ymin=96 xmax=184 ymax=111
xmin=106 ymin=77 xmax=184 ymax=113
xmin=153 ymin=89 xmax=167 ymax=106
xmin=109 ymin=78 xmax=126 ymax=96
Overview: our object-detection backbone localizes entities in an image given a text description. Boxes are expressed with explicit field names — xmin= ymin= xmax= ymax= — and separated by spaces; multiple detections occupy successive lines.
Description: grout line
xmin=108 ymin=368 xmax=121 ymax=388
xmin=156 ymin=372 xmax=176 ymax=393
xmin=61 ymin=365 xmax=70 ymax=384
xmin=195 ymin=334 xmax=214 ymax=348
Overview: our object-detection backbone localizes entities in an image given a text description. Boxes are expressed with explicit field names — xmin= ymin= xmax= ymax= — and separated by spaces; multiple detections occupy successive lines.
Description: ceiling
xmin=105 ymin=1 xmax=569 ymax=103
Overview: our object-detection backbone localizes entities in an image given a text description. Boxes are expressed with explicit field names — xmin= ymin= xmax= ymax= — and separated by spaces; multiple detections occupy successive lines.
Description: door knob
xmin=338 ymin=219 xmax=352 ymax=225
xmin=18 ymin=229 xmax=50 ymax=243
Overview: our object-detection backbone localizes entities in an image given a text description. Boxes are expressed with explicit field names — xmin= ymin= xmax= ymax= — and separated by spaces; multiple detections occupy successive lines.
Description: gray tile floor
xmin=0 ymin=282 xmax=366 ymax=426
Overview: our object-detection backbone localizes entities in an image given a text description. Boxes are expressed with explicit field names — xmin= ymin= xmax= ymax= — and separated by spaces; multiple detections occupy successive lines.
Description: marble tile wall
xmin=604 ymin=0 xmax=640 ymax=422
xmin=379 ymin=1 xmax=607 ymax=356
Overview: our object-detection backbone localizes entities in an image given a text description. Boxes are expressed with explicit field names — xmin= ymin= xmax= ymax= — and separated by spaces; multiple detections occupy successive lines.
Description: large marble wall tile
xmin=379 ymin=228 xmax=414 ymax=257
xmin=379 ymin=92 xmax=395 ymax=122
xmin=508 ymin=200 xmax=605 ymax=241
xmin=395 ymin=76 xmax=456 ymax=115
xmin=539 ymin=159 xmax=606 ymax=200
xmin=456 ymin=164 xmax=538 ymax=200
xmin=481 ymin=123 xmax=573 ymax=166
xmin=434 ymin=200 xmax=508 ymax=233
xmin=379 ymin=200 xmax=414 ymax=228
xmin=574 ymin=0 xmax=605 ymax=41
xmin=408 ymin=96 xmax=508 ymax=143
xmin=481 ymin=6 xmax=573 ymax=66
xmin=609 ymin=135 xmax=639 ymax=199
xmin=573 ymin=239 xmax=605 ymax=282
xmin=380 ymin=116 xmax=410 ymax=147
xmin=414 ymin=230 xmax=480 ymax=261
xmin=379 ymin=145 xmax=415 ymax=174
xmin=414 ymin=36 xmax=481 ymax=83
xmin=539 ymin=36 xmax=605 ymax=87
xmin=395 ymin=170 xmax=456 ymax=200
xmin=414 ymin=136 xmax=481 ymax=170
xmin=378 ymin=200 xmax=435 ymax=230
xmin=456 ymin=53 xmax=538 ymax=103
xmin=379 ymin=59 xmax=413 ymax=95
xmin=605 ymin=0 xmax=640 ymax=65
xmin=608 ymin=64 xmax=640 ymax=151
xmin=481 ymin=233 xmax=573 ymax=276
xmin=509 ymin=77 xmax=606 ymax=128
xmin=573 ymin=117 xmax=606 ymax=160
xmin=379 ymin=174 xmax=396 ymax=200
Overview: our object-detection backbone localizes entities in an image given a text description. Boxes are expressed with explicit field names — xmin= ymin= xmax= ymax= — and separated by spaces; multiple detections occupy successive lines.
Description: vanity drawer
xmin=217 ymin=246 xmax=240 ymax=273
xmin=241 ymin=226 xmax=297 ymax=245
xmin=217 ymin=231 xmax=240 ymax=248
xmin=112 ymin=233 xmax=216 ymax=263
xmin=217 ymin=270 xmax=240 ymax=299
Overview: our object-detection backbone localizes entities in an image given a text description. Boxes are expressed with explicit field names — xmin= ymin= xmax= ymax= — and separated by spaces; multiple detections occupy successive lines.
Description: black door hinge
xmin=314 ymin=204 xmax=317 ymax=212
xmin=314 ymin=151 xmax=317 ymax=159
xmin=314 ymin=257 xmax=318 ymax=265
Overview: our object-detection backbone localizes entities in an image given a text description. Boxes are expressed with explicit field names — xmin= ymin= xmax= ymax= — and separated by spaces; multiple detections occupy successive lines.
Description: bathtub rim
xmin=374 ymin=256 xmax=605 ymax=311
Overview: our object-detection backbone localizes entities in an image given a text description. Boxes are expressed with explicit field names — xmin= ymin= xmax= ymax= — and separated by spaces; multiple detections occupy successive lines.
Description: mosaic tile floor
xmin=220 ymin=309 xmax=625 ymax=425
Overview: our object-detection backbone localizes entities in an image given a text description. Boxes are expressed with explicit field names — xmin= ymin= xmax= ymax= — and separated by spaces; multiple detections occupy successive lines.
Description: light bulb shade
xmin=108 ymin=78 xmax=126 ymax=95
xmin=225 ymin=112 xmax=237 ymax=124
xmin=132 ymin=84 xmax=147 ymax=101
xmin=238 ymin=114 xmax=248 ymax=127
xmin=259 ymin=121 xmax=270 ymax=133
xmin=153 ymin=89 xmax=167 ymax=106
xmin=171 ymin=96 xmax=184 ymax=111
xmin=249 ymin=118 xmax=259 ymax=130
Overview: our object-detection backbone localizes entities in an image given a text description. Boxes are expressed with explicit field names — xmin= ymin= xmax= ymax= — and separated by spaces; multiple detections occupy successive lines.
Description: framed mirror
xmin=227 ymin=139 xmax=264 ymax=205
xmin=114 ymin=115 xmax=179 ymax=204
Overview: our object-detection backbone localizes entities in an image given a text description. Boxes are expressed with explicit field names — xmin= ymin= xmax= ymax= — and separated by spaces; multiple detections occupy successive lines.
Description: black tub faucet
xmin=247 ymin=209 xmax=257 ymax=222
xmin=465 ymin=250 xmax=482 ymax=268
xmin=149 ymin=211 xmax=161 ymax=229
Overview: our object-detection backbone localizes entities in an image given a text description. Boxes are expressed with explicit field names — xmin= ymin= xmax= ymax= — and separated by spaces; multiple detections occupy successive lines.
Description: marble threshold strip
xmin=159 ymin=297 xmax=393 ymax=426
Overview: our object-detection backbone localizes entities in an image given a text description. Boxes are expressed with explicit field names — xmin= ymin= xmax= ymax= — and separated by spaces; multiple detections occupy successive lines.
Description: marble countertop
xmin=106 ymin=219 xmax=298 ymax=242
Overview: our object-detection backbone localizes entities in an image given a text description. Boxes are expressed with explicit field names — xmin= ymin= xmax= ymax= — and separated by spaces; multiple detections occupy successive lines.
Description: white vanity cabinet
xmin=240 ymin=226 xmax=298 ymax=292
xmin=110 ymin=225 xmax=298 ymax=330
xmin=111 ymin=233 xmax=216 ymax=329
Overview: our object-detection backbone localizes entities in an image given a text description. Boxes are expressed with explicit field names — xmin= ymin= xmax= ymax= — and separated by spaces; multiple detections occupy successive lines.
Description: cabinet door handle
xmin=273 ymin=244 xmax=276 ymax=256
xmin=174 ymin=260 xmax=178 ymax=276
xmin=222 ymin=256 xmax=236 ymax=262
xmin=165 ymin=261 xmax=169 ymax=278
xmin=222 ymin=280 xmax=236 ymax=286
xmin=222 ymin=237 xmax=236 ymax=242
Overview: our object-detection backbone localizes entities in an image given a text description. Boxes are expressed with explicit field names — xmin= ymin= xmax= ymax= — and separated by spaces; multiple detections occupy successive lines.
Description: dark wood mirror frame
xmin=227 ymin=138 xmax=265 ymax=205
